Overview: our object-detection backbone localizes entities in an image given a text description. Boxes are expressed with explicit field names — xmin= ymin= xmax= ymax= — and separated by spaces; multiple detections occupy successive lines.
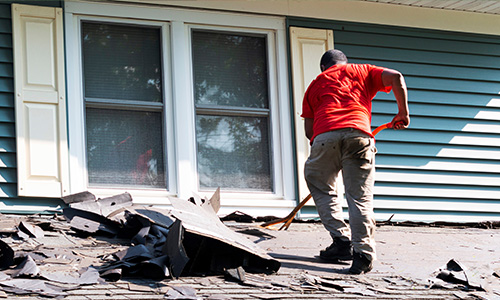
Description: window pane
xmin=196 ymin=115 xmax=272 ymax=191
xmin=86 ymin=108 xmax=165 ymax=188
xmin=82 ymin=22 xmax=162 ymax=102
xmin=192 ymin=30 xmax=269 ymax=109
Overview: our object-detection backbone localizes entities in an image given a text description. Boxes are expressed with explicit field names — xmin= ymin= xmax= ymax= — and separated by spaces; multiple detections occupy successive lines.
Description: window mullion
xmin=171 ymin=21 xmax=198 ymax=199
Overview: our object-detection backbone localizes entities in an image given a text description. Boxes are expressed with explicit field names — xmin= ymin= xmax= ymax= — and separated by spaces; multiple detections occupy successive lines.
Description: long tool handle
xmin=261 ymin=122 xmax=394 ymax=230
xmin=371 ymin=122 xmax=391 ymax=136
xmin=260 ymin=194 xmax=312 ymax=229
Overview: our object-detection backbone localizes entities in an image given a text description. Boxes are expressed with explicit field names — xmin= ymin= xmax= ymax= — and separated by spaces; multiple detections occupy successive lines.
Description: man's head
xmin=320 ymin=49 xmax=348 ymax=72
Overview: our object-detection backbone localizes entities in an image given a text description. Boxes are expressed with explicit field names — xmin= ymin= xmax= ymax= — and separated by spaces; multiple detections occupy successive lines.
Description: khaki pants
xmin=304 ymin=128 xmax=377 ymax=260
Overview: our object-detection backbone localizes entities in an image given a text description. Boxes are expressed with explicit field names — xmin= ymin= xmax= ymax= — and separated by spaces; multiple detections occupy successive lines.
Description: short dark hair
xmin=320 ymin=49 xmax=348 ymax=69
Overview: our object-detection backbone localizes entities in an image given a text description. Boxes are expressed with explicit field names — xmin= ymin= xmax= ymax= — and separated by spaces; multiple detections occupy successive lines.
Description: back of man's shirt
xmin=301 ymin=64 xmax=391 ymax=142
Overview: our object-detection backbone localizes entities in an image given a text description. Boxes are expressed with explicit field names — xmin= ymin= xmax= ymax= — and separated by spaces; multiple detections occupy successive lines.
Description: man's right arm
xmin=381 ymin=69 xmax=410 ymax=130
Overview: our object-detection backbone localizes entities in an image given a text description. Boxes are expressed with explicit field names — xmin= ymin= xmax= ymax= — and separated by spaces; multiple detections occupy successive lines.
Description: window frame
xmin=189 ymin=25 xmax=278 ymax=193
xmin=65 ymin=1 xmax=295 ymax=210
xmin=67 ymin=15 xmax=175 ymax=203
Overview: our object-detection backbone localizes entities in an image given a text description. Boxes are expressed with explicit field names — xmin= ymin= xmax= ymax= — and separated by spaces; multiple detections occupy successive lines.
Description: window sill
xmin=87 ymin=187 xmax=296 ymax=216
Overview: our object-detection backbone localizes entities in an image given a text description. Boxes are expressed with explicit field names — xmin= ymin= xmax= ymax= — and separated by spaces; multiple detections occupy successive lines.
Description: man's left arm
xmin=381 ymin=69 xmax=410 ymax=130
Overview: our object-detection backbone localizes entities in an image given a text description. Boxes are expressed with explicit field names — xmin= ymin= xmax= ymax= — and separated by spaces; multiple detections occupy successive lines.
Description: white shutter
xmin=12 ymin=4 xmax=69 ymax=197
xmin=289 ymin=27 xmax=339 ymax=204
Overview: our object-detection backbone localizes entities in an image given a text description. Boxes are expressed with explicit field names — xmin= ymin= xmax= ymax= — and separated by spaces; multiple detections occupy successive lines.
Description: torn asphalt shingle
xmin=69 ymin=192 xmax=133 ymax=218
xmin=12 ymin=255 xmax=39 ymax=278
xmin=18 ymin=221 xmax=45 ymax=239
xmin=166 ymin=219 xmax=190 ymax=279
xmin=168 ymin=197 xmax=280 ymax=274
xmin=0 ymin=240 xmax=14 ymax=269
xmin=429 ymin=259 xmax=484 ymax=291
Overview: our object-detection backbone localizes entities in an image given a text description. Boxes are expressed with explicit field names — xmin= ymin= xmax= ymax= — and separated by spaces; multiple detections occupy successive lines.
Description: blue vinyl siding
xmin=0 ymin=3 xmax=15 ymax=199
xmin=288 ymin=18 xmax=500 ymax=222
xmin=0 ymin=1 xmax=63 ymax=213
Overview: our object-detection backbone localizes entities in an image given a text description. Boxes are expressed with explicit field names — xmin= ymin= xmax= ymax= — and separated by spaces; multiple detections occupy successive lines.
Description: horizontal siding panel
xmin=0 ymin=168 xmax=15 ymax=183
xmin=338 ymin=44 xmax=500 ymax=69
xmin=0 ymin=92 xmax=13 ymax=107
xmin=375 ymin=90 xmax=499 ymax=108
xmin=373 ymin=199 xmax=500 ymax=213
xmin=0 ymin=63 xmax=13 ymax=77
xmin=0 ymin=33 xmax=12 ymax=48
xmin=375 ymin=185 xmax=500 ymax=201
xmin=0 ymin=19 xmax=10 ymax=34
xmin=375 ymin=170 xmax=500 ymax=187
xmin=377 ymin=141 xmax=500 ymax=160
xmin=373 ymin=115 xmax=500 ymax=134
xmin=0 ymin=153 xmax=16 ymax=168
xmin=352 ymin=59 xmax=500 ymax=83
xmin=376 ymin=156 xmax=500 ymax=173
xmin=327 ymin=20 xmax=500 ymax=44
xmin=0 ymin=48 xmax=11 ymax=63
xmin=0 ymin=107 xmax=14 ymax=122
xmin=0 ymin=4 xmax=9 ymax=18
xmin=0 ymin=77 xmax=13 ymax=92
xmin=334 ymin=30 xmax=500 ymax=56
xmin=0 ymin=183 xmax=16 ymax=197
xmin=404 ymin=76 xmax=500 ymax=95
xmin=375 ymin=130 xmax=500 ymax=147
xmin=374 ymin=101 xmax=500 ymax=121
xmin=0 ymin=123 xmax=15 ymax=137
xmin=0 ymin=137 xmax=15 ymax=152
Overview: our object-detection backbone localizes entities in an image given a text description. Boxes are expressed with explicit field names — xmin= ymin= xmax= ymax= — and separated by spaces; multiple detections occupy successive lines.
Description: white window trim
xmin=65 ymin=1 xmax=295 ymax=214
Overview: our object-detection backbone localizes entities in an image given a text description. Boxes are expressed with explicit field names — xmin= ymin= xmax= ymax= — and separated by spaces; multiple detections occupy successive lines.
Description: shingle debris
xmin=0 ymin=189 xmax=280 ymax=298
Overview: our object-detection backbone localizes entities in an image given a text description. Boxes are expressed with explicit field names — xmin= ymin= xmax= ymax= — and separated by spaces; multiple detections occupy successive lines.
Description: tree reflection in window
xmin=82 ymin=22 xmax=162 ymax=102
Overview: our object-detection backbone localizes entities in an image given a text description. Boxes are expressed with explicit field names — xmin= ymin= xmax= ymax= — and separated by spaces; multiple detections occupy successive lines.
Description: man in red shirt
xmin=302 ymin=49 xmax=409 ymax=274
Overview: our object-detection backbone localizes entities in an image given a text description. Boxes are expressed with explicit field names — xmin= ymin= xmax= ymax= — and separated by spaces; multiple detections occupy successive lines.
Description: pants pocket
xmin=343 ymin=137 xmax=376 ymax=164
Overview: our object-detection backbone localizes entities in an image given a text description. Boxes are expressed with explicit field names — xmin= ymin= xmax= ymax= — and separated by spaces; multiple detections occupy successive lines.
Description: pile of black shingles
xmin=0 ymin=190 xmax=280 ymax=297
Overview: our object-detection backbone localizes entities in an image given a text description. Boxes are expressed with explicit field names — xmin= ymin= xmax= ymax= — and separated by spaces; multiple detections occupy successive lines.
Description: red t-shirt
xmin=301 ymin=64 xmax=391 ymax=142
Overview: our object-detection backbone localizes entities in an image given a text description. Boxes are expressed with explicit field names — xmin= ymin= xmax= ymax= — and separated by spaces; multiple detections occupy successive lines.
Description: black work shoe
xmin=349 ymin=252 xmax=373 ymax=274
xmin=319 ymin=238 xmax=353 ymax=261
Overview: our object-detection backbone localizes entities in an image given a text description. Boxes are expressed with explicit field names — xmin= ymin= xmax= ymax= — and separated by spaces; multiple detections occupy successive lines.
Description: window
xmin=67 ymin=2 xmax=294 ymax=205
xmin=81 ymin=22 xmax=166 ymax=188
xmin=192 ymin=30 xmax=273 ymax=191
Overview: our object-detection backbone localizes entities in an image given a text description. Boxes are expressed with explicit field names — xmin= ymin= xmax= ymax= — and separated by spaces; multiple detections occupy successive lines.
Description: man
xmin=302 ymin=49 xmax=409 ymax=274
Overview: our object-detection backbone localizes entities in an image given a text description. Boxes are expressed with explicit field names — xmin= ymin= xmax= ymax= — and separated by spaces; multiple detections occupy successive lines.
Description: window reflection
xmin=196 ymin=115 xmax=271 ymax=190
xmin=82 ymin=22 xmax=162 ymax=102
xmin=192 ymin=30 xmax=273 ymax=191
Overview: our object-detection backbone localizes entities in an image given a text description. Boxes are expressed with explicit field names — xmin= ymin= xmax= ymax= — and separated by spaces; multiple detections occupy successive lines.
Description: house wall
xmin=2 ymin=0 xmax=500 ymax=222
xmin=0 ymin=1 xmax=64 ymax=213
xmin=290 ymin=18 xmax=500 ymax=222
